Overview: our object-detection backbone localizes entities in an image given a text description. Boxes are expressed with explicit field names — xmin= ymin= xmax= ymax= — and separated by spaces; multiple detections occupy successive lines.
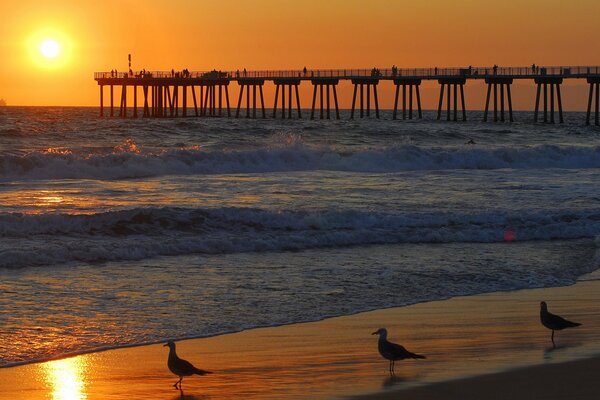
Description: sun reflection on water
xmin=43 ymin=358 xmax=87 ymax=400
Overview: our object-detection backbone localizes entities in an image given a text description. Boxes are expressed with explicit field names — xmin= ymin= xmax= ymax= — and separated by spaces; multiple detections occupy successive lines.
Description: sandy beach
xmin=1 ymin=277 xmax=599 ymax=399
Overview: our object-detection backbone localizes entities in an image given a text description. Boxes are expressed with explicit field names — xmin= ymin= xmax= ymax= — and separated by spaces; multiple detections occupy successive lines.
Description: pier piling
xmin=237 ymin=79 xmax=265 ymax=119
xmin=586 ymin=77 xmax=600 ymax=125
xmin=437 ymin=78 xmax=466 ymax=121
xmin=350 ymin=78 xmax=379 ymax=119
xmin=310 ymin=79 xmax=340 ymax=119
xmin=484 ymin=77 xmax=513 ymax=122
xmin=534 ymin=77 xmax=563 ymax=123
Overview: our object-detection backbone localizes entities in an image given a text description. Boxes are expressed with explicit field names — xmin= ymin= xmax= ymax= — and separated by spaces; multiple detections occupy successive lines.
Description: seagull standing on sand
xmin=164 ymin=341 xmax=212 ymax=389
xmin=372 ymin=328 xmax=426 ymax=374
xmin=540 ymin=301 xmax=581 ymax=347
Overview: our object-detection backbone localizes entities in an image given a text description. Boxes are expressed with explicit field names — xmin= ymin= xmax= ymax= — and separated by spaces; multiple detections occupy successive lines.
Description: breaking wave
xmin=3 ymin=206 xmax=600 ymax=268
xmin=3 ymin=143 xmax=600 ymax=181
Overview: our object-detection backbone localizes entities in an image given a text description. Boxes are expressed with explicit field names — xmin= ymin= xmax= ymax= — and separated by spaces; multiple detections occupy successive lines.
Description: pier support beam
xmin=392 ymin=78 xmax=422 ymax=120
xmin=182 ymin=85 xmax=188 ymax=117
xmin=273 ymin=79 xmax=302 ymax=119
xmin=99 ymin=85 xmax=104 ymax=117
xmin=534 ymin=77 xmax=563 ymax=124
xmin=586 ymin=77 xmax=600 ymax=126
xmin=236 ymin=79 xmax=265 ymax=119
xmin=133 ymin=85 xmax=137 ymax=118
xmin=483 ymin=77 xmax=513 ymax=122
xmin=200 ymin=80 xmax=230 ymax=117
xmin=119 ymin=84 xmax=127 ymax=118
xmin=436 ymin=78 xmax=467 ymax=121
xmin=143 ymin=86 xmax=149 ymax=117
xmin=310 ymin=78 xmax=339 ymax=119
xmin=110 ymin=85 xmax=114 ymax=117
xmin=350 ymin=78 xmax=379 ymax=119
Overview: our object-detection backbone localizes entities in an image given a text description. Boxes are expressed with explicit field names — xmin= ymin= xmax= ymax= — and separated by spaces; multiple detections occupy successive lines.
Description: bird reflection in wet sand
xmin=172 ymin=390 xmax=209 ymax=400
xmin=372 ymin=328 xmax=426 ymax=374
xmin=382 ymin=373 xmax=406 ymax=388
xmin=540 ymin=301 xmax=581 ymax=348
xmin=164 ymin=341 xmax=213 ymax=389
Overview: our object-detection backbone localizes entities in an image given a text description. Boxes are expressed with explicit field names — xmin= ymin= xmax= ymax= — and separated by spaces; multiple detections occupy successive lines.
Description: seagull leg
xmin=551 ymin=330 xmax=556 ymax=348
xmin=173 ymin=377 xmax=182 ymax=389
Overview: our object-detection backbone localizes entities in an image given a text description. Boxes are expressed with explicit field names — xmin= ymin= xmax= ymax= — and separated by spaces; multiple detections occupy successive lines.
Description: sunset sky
xmin=1 ymin=0 xmax=599 ymax=108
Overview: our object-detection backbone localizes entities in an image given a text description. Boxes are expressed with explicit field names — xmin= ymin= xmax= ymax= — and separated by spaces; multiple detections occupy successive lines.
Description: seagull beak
xmin=163 ymin=343 xmax=168 ymax=347
xmin=371 ymin=331 xmax=378 ymax=335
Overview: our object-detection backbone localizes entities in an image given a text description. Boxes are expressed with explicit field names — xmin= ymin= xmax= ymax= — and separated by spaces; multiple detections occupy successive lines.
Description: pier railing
xmin=94 ymin=66 xmax=600 ymax=81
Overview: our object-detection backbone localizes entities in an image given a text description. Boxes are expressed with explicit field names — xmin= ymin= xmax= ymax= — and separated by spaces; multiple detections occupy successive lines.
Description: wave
xmin=3 ymin=206 xmax=600 ymax=268
xmin=2 ymin=142 xmax=600 ymax=181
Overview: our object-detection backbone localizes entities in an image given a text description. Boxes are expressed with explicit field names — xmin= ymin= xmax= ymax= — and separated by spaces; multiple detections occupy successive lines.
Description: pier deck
xmin=94 ymin=66 xmax=600 ymax=124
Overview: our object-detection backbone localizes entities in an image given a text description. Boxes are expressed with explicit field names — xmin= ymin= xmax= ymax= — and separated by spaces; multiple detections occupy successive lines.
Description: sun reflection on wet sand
xmin=43 ymin=358 xmax=87 ymax=400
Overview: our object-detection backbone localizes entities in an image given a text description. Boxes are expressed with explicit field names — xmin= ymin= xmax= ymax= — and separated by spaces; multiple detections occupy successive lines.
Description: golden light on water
xmin=43 ymin=358 xmax=87 ymax=400
xmin=39 ymin=195 xmax=65 ymax=204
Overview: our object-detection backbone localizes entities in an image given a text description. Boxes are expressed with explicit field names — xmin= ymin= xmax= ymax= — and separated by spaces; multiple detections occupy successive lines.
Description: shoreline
xmin=0 ymin=280 xmax=586 ymax=371
xmin=1 ymin=278 xmax=599 ymax=399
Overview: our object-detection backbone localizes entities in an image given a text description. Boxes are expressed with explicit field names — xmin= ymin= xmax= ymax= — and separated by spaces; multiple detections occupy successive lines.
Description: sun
xmin=40 ymin=39 xmax=61 ymax=59
xmin=26 ymin=29 xmax=73 ymax=70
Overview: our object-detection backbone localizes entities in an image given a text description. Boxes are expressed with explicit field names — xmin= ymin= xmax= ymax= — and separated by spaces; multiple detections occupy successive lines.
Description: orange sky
xmin=1 ymin=0 xmax=599 ymax=108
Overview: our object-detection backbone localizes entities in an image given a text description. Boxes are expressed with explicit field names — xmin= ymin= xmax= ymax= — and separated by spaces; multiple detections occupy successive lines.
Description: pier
xmin=95 ymin=66 xmax=600 ymax=125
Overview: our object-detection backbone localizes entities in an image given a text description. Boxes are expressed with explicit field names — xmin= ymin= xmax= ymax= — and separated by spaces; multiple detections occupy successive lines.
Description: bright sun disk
xmin=40 ymin=39 xmax=60 ymax=59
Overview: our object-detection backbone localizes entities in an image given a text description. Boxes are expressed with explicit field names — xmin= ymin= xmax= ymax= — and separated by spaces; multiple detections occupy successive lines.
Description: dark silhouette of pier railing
xmin=94 ymin=65 xmax=600 ymax=125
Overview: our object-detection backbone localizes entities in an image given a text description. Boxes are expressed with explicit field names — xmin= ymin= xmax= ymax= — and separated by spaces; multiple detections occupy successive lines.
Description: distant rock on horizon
xmin=0 ymin=98 xmax=6 ymax=106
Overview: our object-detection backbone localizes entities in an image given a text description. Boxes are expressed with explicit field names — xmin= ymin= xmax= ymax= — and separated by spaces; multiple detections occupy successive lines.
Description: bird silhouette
xmin=164 ymin=341 xmax=212 ymax=389
xmin=540 ymin=301 xmax=581 ymax=348
xmin=372 ymin=328 xmax=425 ymax=374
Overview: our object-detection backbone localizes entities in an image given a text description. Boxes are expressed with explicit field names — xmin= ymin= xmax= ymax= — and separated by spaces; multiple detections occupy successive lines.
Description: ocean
xmin=1 ymin=106 xmax=599 ymax=367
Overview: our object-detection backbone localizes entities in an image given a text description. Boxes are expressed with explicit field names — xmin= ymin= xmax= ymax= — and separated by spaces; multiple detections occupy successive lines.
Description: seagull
xmin=372 ymin=328 xmax=425 ymax=374
xmin=164 ymin=341 xmax=212 ymax=389
xmin=540 ymin=301 xmax=581 ymax=347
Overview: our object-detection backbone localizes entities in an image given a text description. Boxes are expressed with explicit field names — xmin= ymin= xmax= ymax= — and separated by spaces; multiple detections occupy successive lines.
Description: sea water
xmin=1 ymin=107 xmax=599 ymax=366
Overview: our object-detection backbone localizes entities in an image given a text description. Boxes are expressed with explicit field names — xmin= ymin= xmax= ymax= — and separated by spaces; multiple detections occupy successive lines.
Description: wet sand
xmin=1 ymin=278 xmax=599 ymax=399
xmin=355 ymin=356 xmax=600 ymax=400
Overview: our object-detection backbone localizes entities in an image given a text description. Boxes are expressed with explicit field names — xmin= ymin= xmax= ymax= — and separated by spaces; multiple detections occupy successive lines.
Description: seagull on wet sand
xmin=540 ymin=301 xmax=581 ymax=347
xmin=164 ymin=341 xmax=212 ymax=389
xmin=372 ymin=328 xmax=426 ymax=374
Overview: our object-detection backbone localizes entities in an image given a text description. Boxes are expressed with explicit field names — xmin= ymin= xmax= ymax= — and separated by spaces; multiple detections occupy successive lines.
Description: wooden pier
xmin=95 ymin=66 xmax=600 ymax=125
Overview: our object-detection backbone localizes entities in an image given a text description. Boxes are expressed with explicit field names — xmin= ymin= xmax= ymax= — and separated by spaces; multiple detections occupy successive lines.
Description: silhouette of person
xmin=303 ymin=66 xmax=307 ymax=76
xmin=243 ymin=68 xmax=247 ymax=77
xmin=493 ymin=64 xmax=498 ymax=75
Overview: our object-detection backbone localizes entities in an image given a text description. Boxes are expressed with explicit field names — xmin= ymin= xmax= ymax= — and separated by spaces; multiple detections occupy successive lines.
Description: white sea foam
xmin=2 ymin=143 xmax=600 ymax=181
xmin=2 ymin=206 xmax=600 ymax=268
